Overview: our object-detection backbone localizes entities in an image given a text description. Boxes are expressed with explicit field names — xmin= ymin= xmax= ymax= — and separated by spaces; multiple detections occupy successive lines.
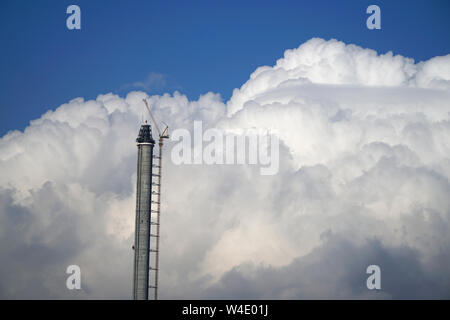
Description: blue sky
xmin=0 ymin=0 xmax=449 ymax=136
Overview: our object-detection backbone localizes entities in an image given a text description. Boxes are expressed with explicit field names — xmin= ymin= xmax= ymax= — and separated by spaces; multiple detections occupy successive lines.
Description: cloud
xmin=227 ymin=38 xmax=450 ymax=116
xmin=0 ymin=38 xmax=449 ymax=299
xmin=121 ymin=72 xmax=181 ymax=93
xmin=203 ymin=234 xmax=450 ymax=299
xmin=130 ymin=72 xmax=167 ymax=90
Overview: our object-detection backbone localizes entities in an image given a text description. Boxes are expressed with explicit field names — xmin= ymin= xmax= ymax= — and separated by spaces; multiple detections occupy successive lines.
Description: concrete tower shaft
xmin=133 ymin=124 xmax=155 ymax=300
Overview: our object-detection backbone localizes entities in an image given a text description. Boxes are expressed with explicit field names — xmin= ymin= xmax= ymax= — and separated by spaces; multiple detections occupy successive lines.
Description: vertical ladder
xmin=149 ymin=141 xmax=163 ymax=300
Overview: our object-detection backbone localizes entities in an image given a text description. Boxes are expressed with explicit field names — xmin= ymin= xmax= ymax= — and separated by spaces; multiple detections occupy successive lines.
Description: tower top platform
xmin=136 ymin=124 xmax=155 ymax=144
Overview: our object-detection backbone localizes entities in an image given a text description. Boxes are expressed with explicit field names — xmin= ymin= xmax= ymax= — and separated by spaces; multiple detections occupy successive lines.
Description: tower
xmin=133 ymin=100 xmax=169 ymax=300
xmin=133 ymin=123 xmax=155 ymax=300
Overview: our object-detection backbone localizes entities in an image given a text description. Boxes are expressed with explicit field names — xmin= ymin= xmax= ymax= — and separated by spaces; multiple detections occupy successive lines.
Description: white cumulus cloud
xmin=1 ymin=38 xmax=449 ymax=299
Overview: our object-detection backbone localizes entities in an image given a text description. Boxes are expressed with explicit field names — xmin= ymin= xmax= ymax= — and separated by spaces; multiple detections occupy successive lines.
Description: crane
xmin=143 ymin=99 xmax=169 ymax=300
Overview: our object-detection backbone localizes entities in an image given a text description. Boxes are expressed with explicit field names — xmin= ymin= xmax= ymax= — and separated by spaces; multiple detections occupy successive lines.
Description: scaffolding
xmin=142 ymin=99 xmax=169 ymax=300
xmin=148 ymin=141 xmax=163 ymax=300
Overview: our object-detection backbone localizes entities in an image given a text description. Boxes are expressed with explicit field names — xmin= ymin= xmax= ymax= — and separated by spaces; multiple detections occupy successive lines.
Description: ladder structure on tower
xmin=143 ymin=99 xmax=169 ymax=300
